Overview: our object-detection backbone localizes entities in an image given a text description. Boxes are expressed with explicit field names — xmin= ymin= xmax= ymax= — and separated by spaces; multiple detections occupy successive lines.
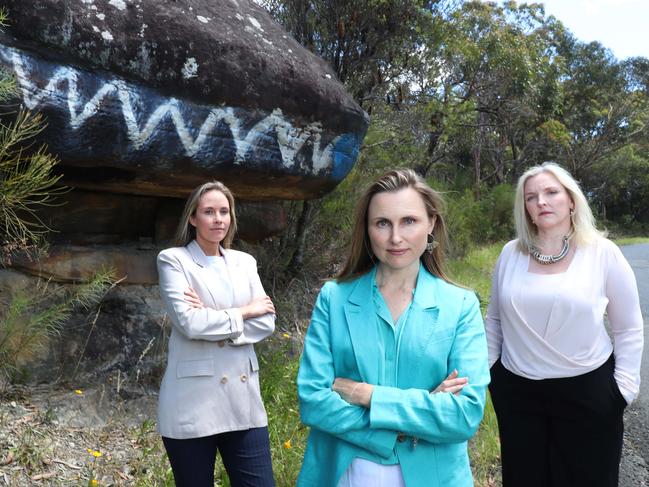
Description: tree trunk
xmin=287 ymin=200 xmax=312 ymax=273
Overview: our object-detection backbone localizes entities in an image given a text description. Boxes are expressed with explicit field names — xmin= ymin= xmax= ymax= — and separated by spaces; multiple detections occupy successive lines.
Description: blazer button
xmin=220 ymin=376 xmax=228 ymax=384
xmin=240 ymin=374 xmax=248 ymax=382
xmin=217 ymin=341 xmax=225 ymax=348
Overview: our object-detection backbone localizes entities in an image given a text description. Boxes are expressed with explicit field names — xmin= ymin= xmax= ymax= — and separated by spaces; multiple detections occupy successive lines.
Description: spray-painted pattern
xmin=0 ymin=44 xmax=361 ymax=179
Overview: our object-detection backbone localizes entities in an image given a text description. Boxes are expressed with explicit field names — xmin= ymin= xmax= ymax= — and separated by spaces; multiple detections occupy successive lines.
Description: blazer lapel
xmin=186 ymin=240 xmax=221 ymax=307
xmin=408 ymin=265 xmax=441 ymax=355
xmin=344 ymin=271 xmax=380 ymax=385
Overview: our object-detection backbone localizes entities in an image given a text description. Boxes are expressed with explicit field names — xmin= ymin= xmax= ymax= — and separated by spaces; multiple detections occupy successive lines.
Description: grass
xmin=613 ymin=237 xmax=649 ymax=246
xmin=450 ymin=243 xmax=504 ymax=486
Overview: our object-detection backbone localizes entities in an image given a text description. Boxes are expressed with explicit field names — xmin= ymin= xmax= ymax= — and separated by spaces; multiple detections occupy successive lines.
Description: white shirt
xmin=485 ymin=238 xmax=644 ymax=404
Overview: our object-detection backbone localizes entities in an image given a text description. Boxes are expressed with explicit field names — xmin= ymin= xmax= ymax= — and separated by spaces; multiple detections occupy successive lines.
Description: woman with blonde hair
xmin=486 ymin=161 xmax=644 ymax=486
xmin=297 ymin=168 xmax=490 ymax=486
xmin=157 ymin=181 xmax=276 ymax=487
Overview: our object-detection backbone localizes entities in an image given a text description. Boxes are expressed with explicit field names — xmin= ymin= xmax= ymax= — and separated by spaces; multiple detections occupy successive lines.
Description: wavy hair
xmin=514 ymin=161 xmax=604 ymax=252
xmin=175 ymin=181 xmax=238 ymax=248
xmin=337 ymin=168 xmax=452 ymax=283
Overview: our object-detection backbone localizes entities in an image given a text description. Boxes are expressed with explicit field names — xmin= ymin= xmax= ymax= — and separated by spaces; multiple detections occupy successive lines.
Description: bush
xmin=439 ymin=184 xmax=515 ymax=257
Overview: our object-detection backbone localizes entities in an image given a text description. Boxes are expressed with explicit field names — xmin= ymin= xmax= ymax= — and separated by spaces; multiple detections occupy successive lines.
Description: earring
xmin=426 ymin=233 xmax=438 ymax=253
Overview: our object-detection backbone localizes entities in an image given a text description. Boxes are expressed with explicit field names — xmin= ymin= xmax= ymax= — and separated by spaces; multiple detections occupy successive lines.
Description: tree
xmin=262 ymin=0 xmax=456 ymax=108
xmin=0 ymin=9 xmax=114 ymax=383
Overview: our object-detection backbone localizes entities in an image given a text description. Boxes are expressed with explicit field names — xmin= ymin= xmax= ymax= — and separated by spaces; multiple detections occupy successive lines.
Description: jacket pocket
xmin=176 ymin=359 xmax=215 ymax=378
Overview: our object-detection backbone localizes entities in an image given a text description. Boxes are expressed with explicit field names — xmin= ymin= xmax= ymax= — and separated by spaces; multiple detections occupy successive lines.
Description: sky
xmin=529 ymin=0 xmax=649 ymax=60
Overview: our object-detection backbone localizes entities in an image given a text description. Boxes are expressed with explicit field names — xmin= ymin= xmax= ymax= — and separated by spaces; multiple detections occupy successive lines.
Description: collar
xmin=348 ymin=262 xmax=439 ymax=310
xmin=187 ymin=240 xmax=228 ymax=268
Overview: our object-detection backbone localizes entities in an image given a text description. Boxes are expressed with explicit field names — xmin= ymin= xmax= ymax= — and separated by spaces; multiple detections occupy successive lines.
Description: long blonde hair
xmin=337 ymin=168 xmax=452 ymax=283
xmin=175 ymin=181 xmax=238 ymax=248
xmin=514 ymin=162 xmax=604 ymax=251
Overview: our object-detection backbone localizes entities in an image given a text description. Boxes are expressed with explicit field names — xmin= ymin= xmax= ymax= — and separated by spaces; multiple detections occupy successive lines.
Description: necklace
xmin=528 ymin=235 xmax=570 ymax=265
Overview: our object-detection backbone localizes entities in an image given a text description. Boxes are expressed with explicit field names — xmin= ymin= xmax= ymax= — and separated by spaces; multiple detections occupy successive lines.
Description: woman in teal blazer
xmin=297 ymin=169 xmax=490 ymax=487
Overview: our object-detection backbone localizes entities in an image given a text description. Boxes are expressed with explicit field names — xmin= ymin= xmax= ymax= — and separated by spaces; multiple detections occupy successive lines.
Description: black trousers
xmin=162 ymin=426 xmax=275 ymax=487
xmin=489 ymin=355 xmax=627 ymax=487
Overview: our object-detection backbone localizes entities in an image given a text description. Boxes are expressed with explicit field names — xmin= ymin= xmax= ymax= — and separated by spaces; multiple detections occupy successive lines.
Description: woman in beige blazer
xmin=157 ymin=181 xmax=276 ymax=487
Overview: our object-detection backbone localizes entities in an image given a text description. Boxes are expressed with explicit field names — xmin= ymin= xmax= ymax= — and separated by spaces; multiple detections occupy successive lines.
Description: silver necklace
xmin=528 ymin=236 xmax=570 ymax=265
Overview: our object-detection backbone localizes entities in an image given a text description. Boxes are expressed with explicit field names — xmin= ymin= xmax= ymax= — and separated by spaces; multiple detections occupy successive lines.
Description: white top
xmin=337 ymin=459 xmax=405 ymax=487
xmin=485 ymin=238 xmax=644 ymax=404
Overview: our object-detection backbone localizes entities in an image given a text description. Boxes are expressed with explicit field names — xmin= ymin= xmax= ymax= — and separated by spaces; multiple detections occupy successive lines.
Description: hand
xmin=333 ymin=378 xmax=373 ymax=408
xmin=241 ymin=295 xmax=275 ymax=320
xmin=184 ymin=287 xmax=204 ymax=308
xmin=433 ymin=369 xmax=468 ymax=395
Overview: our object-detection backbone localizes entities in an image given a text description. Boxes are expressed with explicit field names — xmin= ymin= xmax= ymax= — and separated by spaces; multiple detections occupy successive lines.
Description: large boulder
xmin=0 ymin=0 xmax=369 ymax=283
xmin=0 ymin=0 xmax=368 ymax=199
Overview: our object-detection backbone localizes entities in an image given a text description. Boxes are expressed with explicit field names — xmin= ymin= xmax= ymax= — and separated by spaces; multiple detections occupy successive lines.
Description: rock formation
xmin=0 ymin=0 xmax=368 ymax=283
xmin=0 ymin=0 xmax=368 ymax=198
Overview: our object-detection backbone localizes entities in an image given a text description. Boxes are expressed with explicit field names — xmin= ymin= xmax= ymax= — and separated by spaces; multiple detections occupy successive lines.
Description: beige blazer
xmin=156 ymin=240 xmax=275 ymax=439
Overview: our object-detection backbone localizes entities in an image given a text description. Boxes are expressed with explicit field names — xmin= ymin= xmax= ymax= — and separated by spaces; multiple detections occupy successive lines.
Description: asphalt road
xmin=620 ymin=243 xmax=649 ymax=487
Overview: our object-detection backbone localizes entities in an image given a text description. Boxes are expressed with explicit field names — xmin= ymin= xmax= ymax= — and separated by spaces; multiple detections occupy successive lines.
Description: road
xmin=620 ymin=243 xmax=649 ymax=487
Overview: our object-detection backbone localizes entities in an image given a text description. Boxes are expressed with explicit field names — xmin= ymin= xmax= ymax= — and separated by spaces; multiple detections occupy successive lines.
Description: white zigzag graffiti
xmin=2 ymin=46 xmax=340 ymax=169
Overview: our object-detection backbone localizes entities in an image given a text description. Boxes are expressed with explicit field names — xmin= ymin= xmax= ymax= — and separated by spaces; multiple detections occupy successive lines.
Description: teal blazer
xmin=297 ymin=265 xmax=489 ymax=487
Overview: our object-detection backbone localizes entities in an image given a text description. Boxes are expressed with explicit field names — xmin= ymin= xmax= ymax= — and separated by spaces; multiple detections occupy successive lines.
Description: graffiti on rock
xmin=0 ymin=44 xmax=361 ymax=179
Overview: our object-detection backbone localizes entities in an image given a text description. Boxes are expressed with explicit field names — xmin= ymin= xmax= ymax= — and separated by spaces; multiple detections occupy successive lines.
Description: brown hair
xmin=337 ymin=168 xmax=452 ymax=283
xmin=175 ymin=181 xmax=238 ymax=248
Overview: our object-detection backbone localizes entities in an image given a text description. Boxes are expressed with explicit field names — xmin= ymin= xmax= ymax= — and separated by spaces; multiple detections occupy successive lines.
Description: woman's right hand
xmin=433 ymin=369 xmax=468 ymax=395
xmin=241 ymin=295 xmax=275 ymax=320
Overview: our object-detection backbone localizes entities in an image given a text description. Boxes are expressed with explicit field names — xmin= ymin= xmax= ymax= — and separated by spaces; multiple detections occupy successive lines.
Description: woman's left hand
xmin=433 ymin=369 xmax=468 ymax=395
xmin=333 ymin=378 xmax=373 ymax=408
xmin=184 ymin=287 xmax=204 ymax=308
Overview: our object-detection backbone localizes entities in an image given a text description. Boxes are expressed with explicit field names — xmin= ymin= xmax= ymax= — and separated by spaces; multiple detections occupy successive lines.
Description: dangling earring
xmin=426 ymin=233 xmax=438 ymax=253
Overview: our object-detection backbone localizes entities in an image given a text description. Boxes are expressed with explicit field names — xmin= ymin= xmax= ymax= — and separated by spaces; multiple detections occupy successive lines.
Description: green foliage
xmin=440 ymin=184 xmax=515 ymax=257
xmin=0 ymin=269 xmax=115 ymax=382
xmin=0 ymin=10 xmax=115 ymax=387
xmin=0 ymin=111 xmax=66 ymax=254
xmin=585 ymin=143 xmax=649 ymax=231
xmin=128 ymin=419 xmax=175 ymax=486
xmin=258 ymin=339 xmax=307 ymax=486
xmin=448 ymin=242 xmax=504 ymax=309
xmin=0 ymin=6 xmax=65 ymax=253
xmin=260 ymin=0 xmax=445 ymax=104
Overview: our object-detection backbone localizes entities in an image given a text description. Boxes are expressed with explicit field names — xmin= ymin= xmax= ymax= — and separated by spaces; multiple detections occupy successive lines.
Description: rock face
xmin=0 ymin=0 xmax=368 ymax=199
xmin=0 ymin=1 xmax=364 ymax=386
xmin=0 ymin=0 xmax=368 ymax=284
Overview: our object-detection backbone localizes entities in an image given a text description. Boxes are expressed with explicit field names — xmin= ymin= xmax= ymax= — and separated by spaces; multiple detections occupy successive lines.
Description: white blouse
xmin=485 ymin=238 xmax=644 ymax=404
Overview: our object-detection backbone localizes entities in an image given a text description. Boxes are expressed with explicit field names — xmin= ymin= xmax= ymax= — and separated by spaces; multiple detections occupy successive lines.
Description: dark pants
xmin=162 ymin=427 xmax=275 ymax=487
xmin=489 ymin=355 xmax=627 ymax=487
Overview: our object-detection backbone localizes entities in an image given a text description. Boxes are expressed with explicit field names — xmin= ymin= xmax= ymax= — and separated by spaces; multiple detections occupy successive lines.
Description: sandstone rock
xmin=0 ymin=0 xmax=369 ymax=199
xmin=35 ymin=190 xmax=286 ymax=246
xmin=10 ymin=245 xmax=158 ymax=284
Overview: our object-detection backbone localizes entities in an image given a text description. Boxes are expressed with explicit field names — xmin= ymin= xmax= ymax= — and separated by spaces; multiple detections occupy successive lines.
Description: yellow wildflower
xmin=89 ymin=480 xmax=99 ymax=487
xmin=282 ymin=333 xmax=290 ymax=338
xmin=283 ymin=440 xmax=292 ymax=449
xmin=74 ymin=389 xmax=83 ymax=395
xmin=87 ymin=449 xmax=102 ymax=458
